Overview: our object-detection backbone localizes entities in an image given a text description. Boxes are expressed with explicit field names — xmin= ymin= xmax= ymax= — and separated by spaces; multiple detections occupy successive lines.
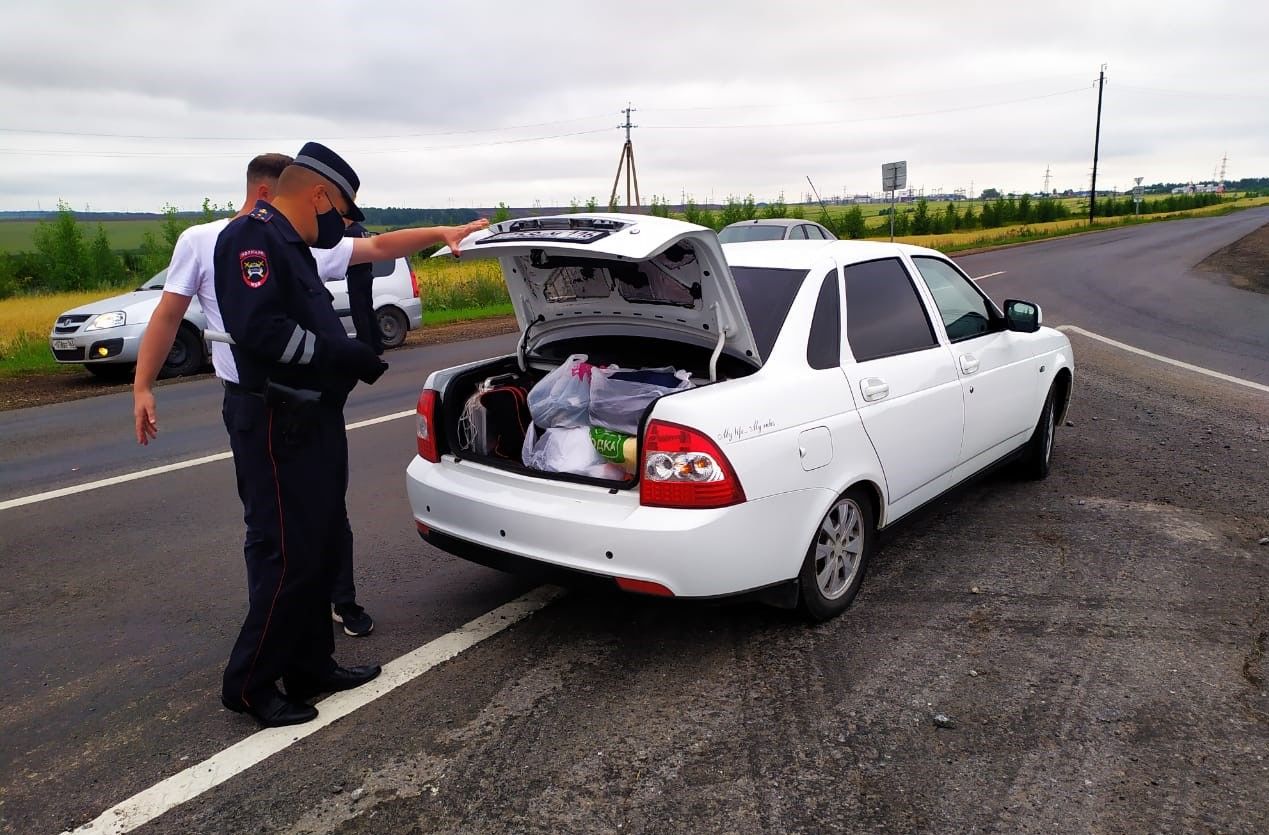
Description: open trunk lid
xmin=456 ymin=213 xmax=764 ymax=372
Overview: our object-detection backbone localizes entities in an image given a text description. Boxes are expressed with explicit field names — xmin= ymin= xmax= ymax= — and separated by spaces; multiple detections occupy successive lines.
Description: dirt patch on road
xmin=1197 ymin=221 xmax=1269 ymax=293
xmin=0 ymin=315 xmax=518 ymax=413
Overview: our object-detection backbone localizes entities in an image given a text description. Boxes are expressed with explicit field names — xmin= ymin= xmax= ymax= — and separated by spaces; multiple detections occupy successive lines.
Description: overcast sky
xmin=2 ymin=0 xmax=1266 ymax=212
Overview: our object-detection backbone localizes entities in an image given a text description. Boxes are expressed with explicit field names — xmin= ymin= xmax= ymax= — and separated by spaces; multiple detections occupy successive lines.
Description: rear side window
xmin=806 ymin=270 xmax=840 ymax=369
xmin=731 ymin=266 xmax=807 ymax=359
xmin=371 ymin=259 xmax=396 ymax=278
xmin=843 ymin=258 xmax=937 ymax=361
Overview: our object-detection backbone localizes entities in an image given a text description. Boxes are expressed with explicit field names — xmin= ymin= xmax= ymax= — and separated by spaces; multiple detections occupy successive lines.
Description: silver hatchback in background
xmin=49 ymin=269 xmax=208 ymax=380
xmin=49 ymin=257 xmax=422 ymax=380
xmin=717 ymin=218 xmax=837 ymax=243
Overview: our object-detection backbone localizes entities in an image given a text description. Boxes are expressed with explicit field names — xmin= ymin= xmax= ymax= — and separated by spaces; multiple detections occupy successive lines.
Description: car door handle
xmin=959 ymin=354 xmax=979 ymax=375
xmin=860 ymin=377 xmax=889 ymax=402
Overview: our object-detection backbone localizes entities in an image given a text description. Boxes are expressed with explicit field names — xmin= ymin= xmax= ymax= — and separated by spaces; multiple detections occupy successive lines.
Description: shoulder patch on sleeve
xmin=239 ymin=250 xmax=270 ymax=288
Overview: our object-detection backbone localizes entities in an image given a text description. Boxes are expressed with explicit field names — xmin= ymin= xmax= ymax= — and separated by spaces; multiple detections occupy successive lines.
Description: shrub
xmin=649 ymin=195 xmax=672 ymax=218
xmin=762 ymin=192 xmax=788 ymax=219
xmin=911 ymin=199 xmax=932 ymax=235
xmin=841 ymin=206 xmax=867 ymax=239
xmin=719 ymin=196 xmax=746 ymax=227
xmin=31 ymin=201 xmax=89 ymax=292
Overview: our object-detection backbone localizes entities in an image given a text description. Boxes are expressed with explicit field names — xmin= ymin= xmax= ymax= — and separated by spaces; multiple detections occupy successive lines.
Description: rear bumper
xmin=398 ymin=298 xmax=423 ymax=330
xmin=406 ymin=454 xmax=831 ymax=598
xmin=419 ymin=524 xmax=800 ymax=608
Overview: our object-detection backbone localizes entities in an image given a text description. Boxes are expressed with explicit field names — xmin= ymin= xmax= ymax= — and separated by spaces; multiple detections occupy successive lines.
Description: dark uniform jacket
xmin=214 ymin=201 xmax=360 ymax=397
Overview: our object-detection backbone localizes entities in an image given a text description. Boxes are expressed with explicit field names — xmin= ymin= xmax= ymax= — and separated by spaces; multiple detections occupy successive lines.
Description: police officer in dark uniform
xmin=214 ymin=142 xmax=386 ymax=727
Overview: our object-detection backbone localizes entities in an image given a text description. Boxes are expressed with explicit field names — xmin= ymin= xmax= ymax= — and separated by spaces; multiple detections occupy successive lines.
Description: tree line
xmin=0 ymin=187 xmax=1240 ymax=299
xmin=0 ymin=201 xmax=233 ymax=299
xmin=0 ymin=202 xmax=482 ymax=299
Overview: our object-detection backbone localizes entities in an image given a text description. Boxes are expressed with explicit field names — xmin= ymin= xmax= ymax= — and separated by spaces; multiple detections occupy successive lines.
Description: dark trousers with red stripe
xmin=220 ymin=388 xmax=351 ymax=705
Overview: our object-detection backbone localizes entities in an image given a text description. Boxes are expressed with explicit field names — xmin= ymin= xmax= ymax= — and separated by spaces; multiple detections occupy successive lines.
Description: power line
xmin=0 ymin=114 xmax=612 ymax=142
xmin=1112 ymin=83 xmax=1269 ymax=100
xmin=0 ymin=127 xmax=613 ymax=159
xmin=641 ymin=86 xmax=1090 ymax=130
xmin=640 ymin=73 xmax=1097 ymax=113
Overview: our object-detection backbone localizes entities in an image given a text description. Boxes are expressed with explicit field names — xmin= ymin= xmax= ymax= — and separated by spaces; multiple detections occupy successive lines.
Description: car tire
xmin=377 ymin=306 xmax=409 ymax=349
xmin=84 ymin=363 xmax=134 ymax=382
xmin=158 ymin=324 xmax=205 ymax=378
xmin=797 ymin=486 xmax=876 ymax=622
xmin=1017 ymin=385 xmax=1057 ymax=480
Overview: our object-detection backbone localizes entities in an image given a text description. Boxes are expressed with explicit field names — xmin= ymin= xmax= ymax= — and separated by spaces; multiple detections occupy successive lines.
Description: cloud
xmin=1 ymin=0 xmax=1266 ymax=211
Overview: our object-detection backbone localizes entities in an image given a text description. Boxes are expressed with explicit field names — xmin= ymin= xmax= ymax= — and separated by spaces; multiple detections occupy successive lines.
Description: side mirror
xmin=1004 ymin=299 xmax=1042 ymax=333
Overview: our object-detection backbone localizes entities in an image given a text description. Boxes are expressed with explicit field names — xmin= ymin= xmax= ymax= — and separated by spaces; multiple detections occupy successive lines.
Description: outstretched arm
xmin=348 ymin=218 xmax=489 ymax=264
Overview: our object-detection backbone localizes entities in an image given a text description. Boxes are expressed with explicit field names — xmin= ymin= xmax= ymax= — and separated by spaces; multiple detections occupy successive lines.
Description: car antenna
xmin=806 ymin=176 xmax=831 ymax=222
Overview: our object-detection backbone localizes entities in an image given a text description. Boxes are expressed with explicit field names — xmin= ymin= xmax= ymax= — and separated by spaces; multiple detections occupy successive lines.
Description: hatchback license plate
xmin=52 ymin=339 xmax=75 ymax=350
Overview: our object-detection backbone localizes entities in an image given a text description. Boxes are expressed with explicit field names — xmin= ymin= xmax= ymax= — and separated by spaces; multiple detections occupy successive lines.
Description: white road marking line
xmin=1058 ymin=325 xmax=1269 ymax=394
xmin=0 ymin=409 xmax=416 ymax=512
xmin=62 ymin=585 xmax=565 ymax=835
xmin=347 ymin=409 xmax=415 ymax=431
xmin=971 ymin=271 xmax=1006 ymax=280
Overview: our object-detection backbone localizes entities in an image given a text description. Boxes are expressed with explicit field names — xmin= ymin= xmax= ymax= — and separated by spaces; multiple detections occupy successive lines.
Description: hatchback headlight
xmin=84 ymin=311 xmax=126 ymax=331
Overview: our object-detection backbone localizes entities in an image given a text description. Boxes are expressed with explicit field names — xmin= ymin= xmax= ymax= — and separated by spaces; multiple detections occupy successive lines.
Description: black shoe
xmin=221 ymin=689 xmax=318 ymax=728
xmin=332 ymin=603 xmax=375 ymax=637
xmin=283 ymin=664 xmax=382 ymax=702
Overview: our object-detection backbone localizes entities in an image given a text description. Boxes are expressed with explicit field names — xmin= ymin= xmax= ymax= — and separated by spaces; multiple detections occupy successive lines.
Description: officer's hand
xmin=445 ymin=219 xmax=490 ymax=258
xmin=134 ymin=387 xmax=158 ymax=445
xmin=326 ymin=336 xmax=386 ymax=382
xmin=360 ymin=359 xmax=389 ymax=385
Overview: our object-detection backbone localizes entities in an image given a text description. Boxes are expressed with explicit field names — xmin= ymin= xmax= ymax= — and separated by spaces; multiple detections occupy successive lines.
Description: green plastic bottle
xmin=590 ymin=426 xmax=634 ymax=463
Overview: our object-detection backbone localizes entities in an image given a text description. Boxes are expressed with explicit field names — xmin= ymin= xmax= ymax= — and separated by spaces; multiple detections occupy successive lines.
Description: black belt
xmin=223 ymin=379 xmax=324 ymax=409
xmin=222 ymin=380 xmax=261 ymax=395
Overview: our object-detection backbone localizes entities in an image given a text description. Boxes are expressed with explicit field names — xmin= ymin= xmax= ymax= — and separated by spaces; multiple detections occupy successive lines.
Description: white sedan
xmin=407 ymin=214 xmax=1073 ymax=620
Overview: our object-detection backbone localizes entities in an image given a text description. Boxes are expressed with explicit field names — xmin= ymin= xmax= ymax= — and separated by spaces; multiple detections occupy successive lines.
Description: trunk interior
xmin=439 ymin=335 xmax=758 ymax=489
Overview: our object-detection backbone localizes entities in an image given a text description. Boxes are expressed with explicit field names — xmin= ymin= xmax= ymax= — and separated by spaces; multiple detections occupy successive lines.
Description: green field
xmin=0 ymin=219 xmax=169 ymax=253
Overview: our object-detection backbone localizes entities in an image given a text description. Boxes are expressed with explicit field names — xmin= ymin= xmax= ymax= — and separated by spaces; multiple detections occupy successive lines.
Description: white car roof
xmin=721 ymin=239 xmax=943 ymax=270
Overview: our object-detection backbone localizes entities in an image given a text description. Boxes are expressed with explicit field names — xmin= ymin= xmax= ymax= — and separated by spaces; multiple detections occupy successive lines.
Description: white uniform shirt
xmin=163 ymin=218 xmax=355 ymax=383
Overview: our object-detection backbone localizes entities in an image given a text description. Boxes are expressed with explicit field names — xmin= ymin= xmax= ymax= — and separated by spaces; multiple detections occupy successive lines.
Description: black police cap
xmin=293 ymin=142 xmax=365 ymax=222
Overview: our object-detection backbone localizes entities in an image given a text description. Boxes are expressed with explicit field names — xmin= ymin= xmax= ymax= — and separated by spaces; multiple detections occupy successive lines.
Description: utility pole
xmin=1089 ymin=65 xmax=1106 ymax=224
xmin=609 ymin=105 xmax=641 ymax=211
xmin=1043 ymin=165 xmax=1052 ymax=196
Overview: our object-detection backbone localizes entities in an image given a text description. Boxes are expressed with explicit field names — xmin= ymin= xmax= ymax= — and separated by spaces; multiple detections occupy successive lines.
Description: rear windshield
xmin=719 ymin=225 xmax=786 ymax=244
xmin=731 ymin=266 xmax=807 ymax=358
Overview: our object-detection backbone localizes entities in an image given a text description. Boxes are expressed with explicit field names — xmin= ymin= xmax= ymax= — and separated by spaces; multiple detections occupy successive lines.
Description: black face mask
xmin=313 ymin=193 xmax=345 ymax=249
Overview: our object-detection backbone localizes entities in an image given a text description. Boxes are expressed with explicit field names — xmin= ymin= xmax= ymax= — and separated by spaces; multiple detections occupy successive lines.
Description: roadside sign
xmin=882 ymin=161 xmax=907 ymax=192
xmin=1132 ymin=186 xmax=1143 ymax=201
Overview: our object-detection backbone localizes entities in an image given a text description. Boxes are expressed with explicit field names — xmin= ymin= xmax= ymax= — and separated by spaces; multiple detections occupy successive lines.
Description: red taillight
xmin=408 ymin=263 xmax=420 ymax=299
xmin=615 ymin=577 xmax=675 ymax=597
xmin=639 ymin=419 xmax=745 ymax=509
xmin=416 ymin=389 xmax=440 ymax=462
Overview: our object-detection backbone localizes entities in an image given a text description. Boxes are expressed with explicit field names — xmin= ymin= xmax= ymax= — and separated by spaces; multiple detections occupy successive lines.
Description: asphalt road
xmin=1 ymin=212 xmax=1267 ymax=834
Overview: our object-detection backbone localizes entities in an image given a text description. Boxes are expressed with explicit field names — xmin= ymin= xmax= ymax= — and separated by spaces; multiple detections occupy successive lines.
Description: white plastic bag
xmin=589 ymin=366 xmax=693 ymax=435
xmin=521 ymin=424 xmax=627 ymax=479
xmin=526 ymin=353 xmax=594 ymax=429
